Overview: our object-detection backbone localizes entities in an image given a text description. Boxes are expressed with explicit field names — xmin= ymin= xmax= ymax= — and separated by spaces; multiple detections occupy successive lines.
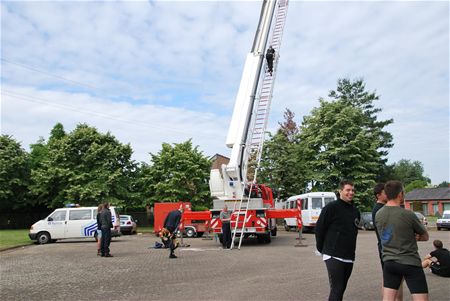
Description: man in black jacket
xmin=99 ymin=202 xmax=113 ymax=257
xmin=315 ymin=180 xmax=360 ymax=301
xmin=163 ymin=206 xmax=184 ymax=259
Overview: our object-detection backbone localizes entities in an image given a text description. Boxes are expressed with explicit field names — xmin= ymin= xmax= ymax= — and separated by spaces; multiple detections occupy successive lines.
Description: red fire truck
xmin=154 ymin=202 xmax=209 ymax=238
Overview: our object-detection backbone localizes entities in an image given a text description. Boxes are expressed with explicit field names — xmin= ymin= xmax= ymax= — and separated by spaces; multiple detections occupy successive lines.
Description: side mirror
xmin=48 ymin=217 xmax=53 ymax=221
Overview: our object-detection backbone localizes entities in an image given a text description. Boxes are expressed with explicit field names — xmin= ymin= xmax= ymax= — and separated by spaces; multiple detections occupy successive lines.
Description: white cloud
xmin=1 ymin=0 xmax=448 ymax=184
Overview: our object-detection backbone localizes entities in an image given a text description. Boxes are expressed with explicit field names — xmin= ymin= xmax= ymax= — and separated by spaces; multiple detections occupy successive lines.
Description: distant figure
xmin=96 ymin=203 xmax=104 ymax=256
xmin=266 ymin=45 xmax=275 ymax=75
xmin=422 ymin=239 xmax=450 ymax=278
xmin=163 ymin=206 xmax=184 ymax=259
xmin=375 ymin=180 xmax=429 ymax=301
xmin=99 ymin=202 xmax=113 ymax=257
xmin=220 ymin=205 xmax=232 ymax=249
xmin=315 ymin=180 xmax=360 ymax=301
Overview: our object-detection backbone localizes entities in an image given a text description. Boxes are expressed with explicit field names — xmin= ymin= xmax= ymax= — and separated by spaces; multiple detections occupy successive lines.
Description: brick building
xmin=404 ymin=187 xmax=450 ymax=216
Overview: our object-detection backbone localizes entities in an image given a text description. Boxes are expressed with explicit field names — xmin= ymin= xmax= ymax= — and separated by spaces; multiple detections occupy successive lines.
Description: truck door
xmin=46 ymin=209 xmax=67 ymax=239
xmin=65 ymin=209 xmax=94 ymax=238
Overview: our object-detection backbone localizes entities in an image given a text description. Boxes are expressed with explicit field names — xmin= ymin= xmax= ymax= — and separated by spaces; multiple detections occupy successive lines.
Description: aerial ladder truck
xmin=183 ymin=0 xmax=301 ymax=249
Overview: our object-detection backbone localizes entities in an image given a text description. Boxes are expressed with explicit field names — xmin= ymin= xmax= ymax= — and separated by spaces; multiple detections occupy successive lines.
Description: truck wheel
xmin=37 ymin=232 xmax=51 ymax=244
xmin=186 ymin=228 xmax=196 ymax=238
xmin=264 ymin=233 xmax=271 ymax=243
xmin=218 ymin=234 xmax=223 ymax=244
xmin=437 ymin=227 xmax=441 ymax=231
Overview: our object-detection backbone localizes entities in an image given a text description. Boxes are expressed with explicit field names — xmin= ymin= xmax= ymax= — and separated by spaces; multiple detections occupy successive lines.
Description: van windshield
xmin=442 ymin=213 xmax=450 ymax=219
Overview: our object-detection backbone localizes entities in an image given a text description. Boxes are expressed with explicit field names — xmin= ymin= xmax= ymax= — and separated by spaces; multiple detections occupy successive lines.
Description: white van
xmin=281 ymin=192 xmax=336 ymax=232
xmin=29 ymin=206 xmax=121 ymax=244
xmin=436 ymin=210 xmax=450 ymax=231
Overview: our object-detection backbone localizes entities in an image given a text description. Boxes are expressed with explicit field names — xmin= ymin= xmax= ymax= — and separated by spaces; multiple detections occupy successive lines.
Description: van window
xmin=69 ymin=209 xmax=92 ymax=220
xmin=311 ymin=198 xmax=322 ymax=209
xmin=289 ymin=201 xmax=294 ymax=209
xmin=49 ymin=211 xmax=66 ymax=221
xmin=302 ymin=199 xmax=308 ymax=210
xmin=324 ymin=197 xmax=334 ymax=206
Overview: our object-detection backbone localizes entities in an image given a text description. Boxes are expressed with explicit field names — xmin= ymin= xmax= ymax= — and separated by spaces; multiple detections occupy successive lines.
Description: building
xmin=404 ymin=187 xmax=450 ymax=216
xmin=210 ymin=153 xmax=230 ymax=170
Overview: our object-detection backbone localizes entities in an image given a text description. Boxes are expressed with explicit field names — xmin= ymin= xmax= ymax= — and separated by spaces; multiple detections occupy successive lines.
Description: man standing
xmin=100 ymin=202 xmax=113 ymax=257
xmin=375 ymin=180 xmax=429 ymax=301
xmin=220 ymin=204 xmax=232 ymax=249
xmin=422 ymin=239 xmax=450 ymax=278
xmin=163 ymin=206 xmax=184 ymax=259
xmin=315 ymin=180 xmax=360 ymax=301
xmin=372 ymin=183 xmax=403 ymax=301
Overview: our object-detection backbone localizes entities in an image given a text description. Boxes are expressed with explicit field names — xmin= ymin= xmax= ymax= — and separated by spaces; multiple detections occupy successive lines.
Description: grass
xmin=137 ymin=227 xmax=154 ymax=234
xmin=0 ymin=229 xmax=33 ymax=251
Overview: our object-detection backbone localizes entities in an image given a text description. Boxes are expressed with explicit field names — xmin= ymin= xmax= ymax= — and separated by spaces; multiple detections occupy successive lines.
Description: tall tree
xmin=30 ymin=123 xmax=136 ymax=208
xmin=297 ymin=79 xmax=393 ymax=209
xmin=0 ymin=135 xmax=30 ymax=210
xmin=259 ymin=109 xmax=308 ymax=200
xmin=142 ymin=140 xmax=211 ymax=208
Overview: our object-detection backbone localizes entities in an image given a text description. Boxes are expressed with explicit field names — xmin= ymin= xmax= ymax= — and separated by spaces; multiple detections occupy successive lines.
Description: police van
xmin=29 ymin=205 xmax=121 ymax=244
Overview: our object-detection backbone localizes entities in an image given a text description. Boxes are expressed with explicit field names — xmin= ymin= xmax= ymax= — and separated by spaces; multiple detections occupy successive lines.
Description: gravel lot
xmin=1 ymin=229 xmax=449 ymax=301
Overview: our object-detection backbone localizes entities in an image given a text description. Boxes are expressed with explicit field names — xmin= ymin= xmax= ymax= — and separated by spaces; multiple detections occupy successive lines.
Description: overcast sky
xmin=1 ymin=0 xmax=448 ymax=184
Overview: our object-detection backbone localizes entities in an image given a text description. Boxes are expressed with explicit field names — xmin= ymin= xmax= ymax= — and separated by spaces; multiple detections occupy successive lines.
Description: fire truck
xmin=182 ymin=0 xmax=301 ymax=249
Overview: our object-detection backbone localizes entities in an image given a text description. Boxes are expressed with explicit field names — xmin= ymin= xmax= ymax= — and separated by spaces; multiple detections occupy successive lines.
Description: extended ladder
xmin=231 ymin=0 xmax=290 ymax=250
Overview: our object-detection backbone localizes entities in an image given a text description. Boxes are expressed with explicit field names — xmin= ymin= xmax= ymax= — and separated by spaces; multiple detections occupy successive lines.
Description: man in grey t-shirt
xmin=375 ymin=181 xmax=429 ymax=301
xmin=220 ymin=205 xmax=232 ymax=249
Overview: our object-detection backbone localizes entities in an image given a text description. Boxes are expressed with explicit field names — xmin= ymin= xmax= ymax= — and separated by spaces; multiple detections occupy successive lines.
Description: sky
xmin=1 ymin=0 xmax=449 ymax=185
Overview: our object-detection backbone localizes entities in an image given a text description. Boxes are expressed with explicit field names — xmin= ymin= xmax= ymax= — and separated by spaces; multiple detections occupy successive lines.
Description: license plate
xmin=245 ymin=227 xmax=256 ymax=233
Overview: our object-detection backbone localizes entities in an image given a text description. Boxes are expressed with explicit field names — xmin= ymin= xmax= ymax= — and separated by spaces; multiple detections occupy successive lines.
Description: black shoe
xmin=105 ymin=254 xmax=114 ymax=257
xmin=169 ymin=254 xmax=177 ymax=259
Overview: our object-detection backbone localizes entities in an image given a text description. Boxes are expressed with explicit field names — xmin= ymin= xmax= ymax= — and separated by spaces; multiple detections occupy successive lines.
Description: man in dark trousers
xmin=163 ymin=206 xmax=184 ymax=259
xmin=99 ymin=202 xmax=113 ymax=257
xmin=375 ymin=180 xmax=429 ymax=301
xmin=315 ymin=180 xmax=360 ymax=301
xmin=265 ymin=45 xmax=275 ymax=75
xmin=220 ymin=204 xmax=232 ymax=249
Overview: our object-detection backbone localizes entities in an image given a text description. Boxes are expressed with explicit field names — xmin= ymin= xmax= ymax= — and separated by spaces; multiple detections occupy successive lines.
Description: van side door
xmin=46 ymin=209 xmax=67 ymax=239
xmin=65 ymin=209 xmax=95 ymax=238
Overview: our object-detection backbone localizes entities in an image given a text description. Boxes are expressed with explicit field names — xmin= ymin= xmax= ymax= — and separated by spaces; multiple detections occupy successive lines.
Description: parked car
xmin=436 ymin=210 xmax=450 ymax=231
xmin=358 ymin=212 xmax=375 ymax=230
xmin=413 ymin=212 xmax=428 ymax=226
xmin=120 ymin=215 xmax=137 ymax=235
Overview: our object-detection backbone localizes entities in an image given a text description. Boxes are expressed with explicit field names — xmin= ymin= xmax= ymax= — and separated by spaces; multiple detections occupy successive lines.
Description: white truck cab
xmin=29 ymin=205 xmax=120 ymax=244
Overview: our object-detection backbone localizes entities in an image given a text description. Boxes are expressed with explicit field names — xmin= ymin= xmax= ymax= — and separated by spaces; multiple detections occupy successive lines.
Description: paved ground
xmin=1 ymin=229 xmax=449 ymax=301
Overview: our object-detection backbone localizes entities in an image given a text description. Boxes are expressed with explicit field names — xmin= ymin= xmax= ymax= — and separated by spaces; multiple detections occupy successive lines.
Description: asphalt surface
xmin=1 ymin=229 xmax=449 ymax=301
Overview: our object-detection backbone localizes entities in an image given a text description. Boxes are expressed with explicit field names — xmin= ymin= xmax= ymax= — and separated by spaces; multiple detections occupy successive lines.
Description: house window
xmin=422 ymin=203 xmax=428 ymax=215
xmin=432 ymin=203 xmax=439 ymax=215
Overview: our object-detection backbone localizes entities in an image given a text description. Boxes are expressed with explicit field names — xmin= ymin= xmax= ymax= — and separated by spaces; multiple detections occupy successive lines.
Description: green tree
xmin=405 ymin=180 xmax=428 ymax=193
xmin=143 ymin=140 xmax=211 ymax=208
xmin=388 ymin=159 xmax=430 ymax=186
xmin=437 ymin=181 xmax=449 ymax=188
xmin=30 ymin=123 xmax=136 ymax=208
xmin=259 ymin=109 xmax=308 ymax=200
xmin=297 ymin=79 xmax=393 ymax=209
xmin=0 ymin=135 xmax=30 ymax=210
